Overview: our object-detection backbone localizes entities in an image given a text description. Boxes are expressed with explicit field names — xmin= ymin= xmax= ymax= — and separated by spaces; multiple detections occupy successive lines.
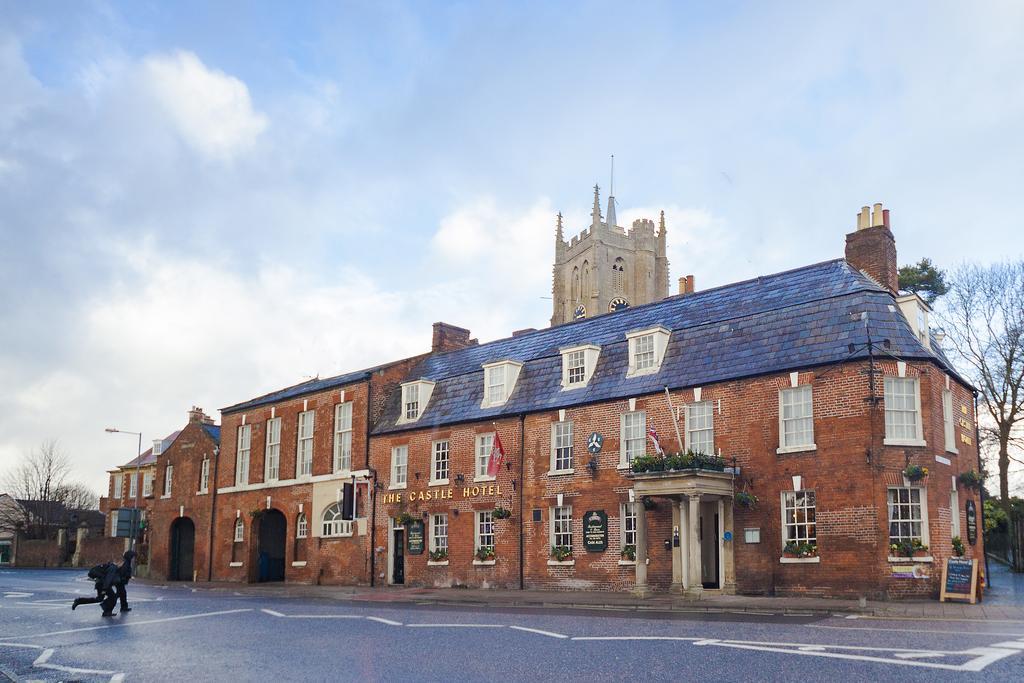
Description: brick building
xmin=99 ymin=428 xmax=182 ymax=539
xmin=141 ymin=199 xmax=983 ymax=599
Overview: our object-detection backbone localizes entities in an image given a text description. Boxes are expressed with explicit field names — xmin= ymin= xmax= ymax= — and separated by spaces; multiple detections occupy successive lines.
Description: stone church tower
xmin=550 ymin=185 xmax=670 ymax=326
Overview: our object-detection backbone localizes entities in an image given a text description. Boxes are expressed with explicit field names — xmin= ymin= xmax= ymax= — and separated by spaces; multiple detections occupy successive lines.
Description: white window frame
xmin=236 ymin=424 xmax=251 ymax=486
xmin=621 ymin=502 xmax=637 ymax=549
xmin=781 ymin=490 xmax=817 ymax=549
xmin=110 ymin=514 xmax=118 ymax=536
xmin=950 ymin=483 xmax=961 ymax=540
xmin=887 ymin=486 xmax=929 ymax=546
xmin=142 ymin=471 xmax=153 ymax=497
xmin=943 ymin=390 xmax=957 ymax=454
xmin=163 ymin=464 xmax=173 ymax=496
xmin=778 ymin=386 xmax=815 ymax=453
xmin=625 ymin=326 xmax=671 ymax=377
xmin=334 ymin=402 xmax=353 ymax=473
xmin=480 ymin=360 xmax=523 ymax=408
xmin=296 ymin=410 xmax=314 ymax=477
xmin=884 ymin=377 xmax=926 ymax=446
xmin=685 ymin=402 xmax=714 ymax=455
xmin=199 ymin=459 xmax=210 ymax=494
xmin=475 ymin=510 xmax=494 ymax=550
xmin=560 ymin=344 xmax=600 ymax=389
xmin=619 ymin=411 xmax=646 ymax=467
xmin=550 ymin=505 xmax=573 ymax=549
xmin=113 ymin=473 xmax=123 ymax=499
xmin=430 ymin=513 xmax=448 ymax=552
xmin=550 ymin=421 xmax=574 ymax=474
xmin=265 ymin=417 xmax=281 ymax=482
xmin=128 ymin=472 xmax=138 ymax=498
xmin=475 ymin=433 xmax=496 ymax=482
xmin=233 ymin=518 xmax=244 ymax=543
xmin=397 ymin=380 xmax=435 ymax=424
xmin=322 ymin=502 xmax=353 ymax=537
xmin=430 ymin=440 xmax=450 ymax=485
xmin=296 ymin=513 xmax=308 ymax=539
xmin=390 ymin=445 xmax=408 ymax=489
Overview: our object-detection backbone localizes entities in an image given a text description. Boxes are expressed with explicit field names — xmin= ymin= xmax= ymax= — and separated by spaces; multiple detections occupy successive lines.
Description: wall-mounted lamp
xmin=586 ymin=459 xmax=598 ymax=476
xmin=454 ymin=473 xmax=465 ymax=484
xmin=453 ymin=508 xmax=459 ymax=516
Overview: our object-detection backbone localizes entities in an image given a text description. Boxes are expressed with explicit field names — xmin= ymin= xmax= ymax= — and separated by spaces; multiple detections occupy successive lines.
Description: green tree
xmin=898 ymin=258 xmax=949 ymax=305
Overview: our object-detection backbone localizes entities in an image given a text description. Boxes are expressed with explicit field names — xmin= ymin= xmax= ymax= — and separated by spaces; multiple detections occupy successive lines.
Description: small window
xmin=480 ymin=361 xmax=522 ymax=408
xmin=163 ymin=464 xmax=173 ymax=496
xmin=128 ymin=472 xmax=138 ymax=498
xmin=560 ymin=344 xmax=600 ymax=389
xmin=233 ymin=518 xmax=244 ymax=543
xmin=625 ymin=326 xmax=670 ymax=376
xmin=334 ymin=402 xmax=353 ymax=473
xmin=888 ymin=487 xmax=926 ymax=545
xmin=265 ymin=417 xmax=281 ymax=482
xmin=475 ymin=510 xmax=494 ymax=551
xmin=199 ymin=459 xmax=210 ymax=493
xmin=782 ymin=490 xmax=816 ymax=549
xmin=431 ymin=440 xmax=450 ymax=484
xmin=296 ymin=410 xmax=315 ymax=477
xmin=431 ymin=513 xmax=448 ymax=552
xmin=322 ymin=502 xmax=352 ymax=537
xmin=942 ymin=390 xmax=957 ymax=453
xmin=779 ymin=386 xmax=814 ymax=451
xmin=950 ymin=487 xmax=961 ymax=540
xmin=404 ymin=384 xmax=420 ymax=420
xmin=398 ymin=380 xmax=435 ymax=424
xmin=475 ymin=433 xmax=495 ymax=480
xmin=551 ymin=506 xmax=573 ymax=549
xmin=296 ymin=513 xmax=308 ymax=539
xmin=142 ymin=472 xmax=153 ymax=497
xmin=634 ymin=334 xmax=655 ymax=371
xmin=391 ymin=446 xmax=408 ymax=488
xmin=487 ymin=365 xmax=506 ymax=404
xmin=566 ymin=350 xmax=586 ymax=385
xmin=884 ymin=377 xmax=924 ymax=445
xmin=621 ymin=502 xmax=637 ymax=549
xmin=620 ymin=411 xmax=646 ymax=466
xmin=550 ymin=421 xmax=574 ymax=473
xmin=685 ymin=402 xmax=714 ymax=455
xmin=236 ymin=424 xmax=251 ymax=486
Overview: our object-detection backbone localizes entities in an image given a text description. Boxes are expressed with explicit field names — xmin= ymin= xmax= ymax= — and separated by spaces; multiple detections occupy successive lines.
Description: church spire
xmin=590 ymin=184 xmax=602 ymax=228
xmin=555 ymin=211 xmax=564 ymax=242
xmin=606 ymin=154 xmax=617 ymax=228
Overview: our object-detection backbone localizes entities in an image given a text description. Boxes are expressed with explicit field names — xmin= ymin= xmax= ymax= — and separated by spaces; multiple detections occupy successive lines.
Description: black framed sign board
xmin=965 ymin=500 xmax=977 ymax=545
xmin=940 ymin=557 xmax=978 ymax=604
xmin=407 ymin=520 xmax=425 ymax=555
xmin=583 ymin=510 xmax=608 ymax=552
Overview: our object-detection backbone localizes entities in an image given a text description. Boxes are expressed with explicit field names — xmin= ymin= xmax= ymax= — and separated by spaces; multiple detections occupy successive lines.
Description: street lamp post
xmin=105 ymin=427 xmax=143 ymax=574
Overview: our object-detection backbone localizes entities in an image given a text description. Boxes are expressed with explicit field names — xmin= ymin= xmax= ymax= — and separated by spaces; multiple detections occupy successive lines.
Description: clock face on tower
xmin=573 ymin=304 xmax=587 ymax=320
xmin=609 ymin=297 xmax=630 ymax=312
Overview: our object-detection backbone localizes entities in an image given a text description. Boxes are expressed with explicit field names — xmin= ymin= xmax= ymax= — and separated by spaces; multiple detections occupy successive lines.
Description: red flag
xmin=487 ymin=432 xmax=506 ymax=477
xmin=648 ymin=425 xmax=664 ymax=456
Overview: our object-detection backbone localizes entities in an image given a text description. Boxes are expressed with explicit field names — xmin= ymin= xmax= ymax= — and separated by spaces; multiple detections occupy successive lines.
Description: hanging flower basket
xmin=951 ymin=536 xmax=966 ymax=557
xmin=958 ymin=470 xmax=983 ymax=490
xmin=902 ymin=465 xmax=928 ymax=482
xmin=395 ymin=512 xmax=416 ymax=526
xmin=735 ymin=491 xmax=758 ymax=509
xmin=493 ymin=506 xmax=512 ymax=520
xmin=620 ymin=544 xmax=636 ymax=562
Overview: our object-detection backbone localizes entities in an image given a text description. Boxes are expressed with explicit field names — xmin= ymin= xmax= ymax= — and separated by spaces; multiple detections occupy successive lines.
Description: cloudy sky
xmin=2 ymin=1 xmax=1022 ymax=496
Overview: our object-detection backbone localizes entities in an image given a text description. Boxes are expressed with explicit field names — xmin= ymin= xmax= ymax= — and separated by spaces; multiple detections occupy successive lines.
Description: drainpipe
xmin=207 ymin=444 xmax=220 ymax=582
xmin=519 ymin=413 xmax=525 ymax=591
xmin=973 ymin=390 xmax=990 ymax=588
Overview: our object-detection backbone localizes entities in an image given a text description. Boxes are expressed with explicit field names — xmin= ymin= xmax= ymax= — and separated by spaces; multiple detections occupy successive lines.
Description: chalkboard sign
xmin=583 ymin=510 xmax=608 ymax=552
xmin=940 ymin=557 xmax=977 ymax=604
xmin=406 ymin=520 xmax=425 ymax=555
xmin=965 ymin=500 xmax=977 ymax=545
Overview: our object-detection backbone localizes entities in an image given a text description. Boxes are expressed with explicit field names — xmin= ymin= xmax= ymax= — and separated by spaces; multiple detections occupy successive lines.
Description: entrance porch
xmin=629 ymin=469 xmax=736 ymax=597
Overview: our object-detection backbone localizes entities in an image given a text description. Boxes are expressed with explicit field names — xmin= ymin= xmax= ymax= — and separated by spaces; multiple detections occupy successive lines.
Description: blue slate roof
xmin=372 ymin=259 xmax=965 ymax=435
xmin=202 ymin=424 xmax=221 ymax=443
xmin=222 ymin=369 xmax=373 ymax=413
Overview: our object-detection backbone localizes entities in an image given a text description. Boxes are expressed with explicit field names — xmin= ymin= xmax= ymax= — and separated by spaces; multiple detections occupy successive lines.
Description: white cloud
xmin=139 ymin=51 xmax=267 ymax=161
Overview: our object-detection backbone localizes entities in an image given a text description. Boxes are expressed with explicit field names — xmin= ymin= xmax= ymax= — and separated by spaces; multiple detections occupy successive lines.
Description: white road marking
xmin=509 ymin=625 xmax=568 ymax=639
xmin=989 ymin=640 xmax=1024 ymax=650
xmin=893 ymin=652 xmax=944 ymax=659
xmin=0 ymin=608 xmax=253 ymax=640
xmin=33 ymin=647 xmax=122 ymax=677
xmin=3 ymin=592 xmax=32 ymax=598
xmin=260 ymin=608 xmax=360 ymax=619
xmin=406 ymin=623 xmax=505 ymax=628
xmin=810 ymin=623 xmax=1024 ymax=638
xmin=573 ymin=636 xmax=702 ymax=641
xmin=365 ymin=616 xmax=403 ymax=626
xmin=261 ymin=609 xmax=286 ymax=617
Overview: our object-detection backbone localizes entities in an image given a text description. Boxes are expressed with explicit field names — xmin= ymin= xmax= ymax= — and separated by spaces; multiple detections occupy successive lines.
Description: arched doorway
xmin=257 ymin=509 xmax=286 ymax=582
xmin=169 ymin=517 xmax=195 ymax=581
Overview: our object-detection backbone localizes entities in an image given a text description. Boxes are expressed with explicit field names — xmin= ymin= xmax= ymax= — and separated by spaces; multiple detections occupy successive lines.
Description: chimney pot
xmin=432 ymin=322 xmax=475 ymax=353
xmin=882 ymin=208 xmax=890 ymax=228
xmin=678 ymin=275 xmax=696 ymax=295
xmin=872 ymin=203 xmax=884 ymax=227
xmin=845 ymin=203 xmax=898 ymax=294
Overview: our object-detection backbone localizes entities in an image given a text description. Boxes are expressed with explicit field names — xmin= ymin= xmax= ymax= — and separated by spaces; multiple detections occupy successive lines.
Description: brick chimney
xmin=677 ymin=275 xmax=696 ymax=296
xmin=845 ymin=203 xmax=897 ymax=294
xmin=432 ymin=322 xmax=477 ymax=353
xmin=188 ymin=406 xmax=213 ymax=425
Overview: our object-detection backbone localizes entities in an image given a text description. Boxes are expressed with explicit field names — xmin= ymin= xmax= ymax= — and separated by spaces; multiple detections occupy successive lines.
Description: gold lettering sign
xmin=961 ymin=434 xmax=973 ymax=446
xmin=959 ymin=417 xmax=972 ymax=430
xmin=381 ymin=485 xmax=501 ymax=506
xmin=961 ymin=405 xmax=968 ymax=415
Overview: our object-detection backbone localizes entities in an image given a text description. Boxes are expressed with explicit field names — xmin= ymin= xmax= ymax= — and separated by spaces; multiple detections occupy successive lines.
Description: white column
xmin=687 ymin=494 xmax=703 ymax=596
xmin=633 ymin=503 xmax=650 ymax=597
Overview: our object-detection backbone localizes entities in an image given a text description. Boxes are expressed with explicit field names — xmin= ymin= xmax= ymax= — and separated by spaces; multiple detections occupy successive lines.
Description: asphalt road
xmin=2 ymin=569 xmax=1023 ymax=682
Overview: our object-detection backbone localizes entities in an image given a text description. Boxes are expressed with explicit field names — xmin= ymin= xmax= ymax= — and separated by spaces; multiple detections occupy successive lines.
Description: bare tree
xmin=57 ymin=482 xmax=100 ymax=511
xmin=941 ymin=261 xmax=1024 ymax=511
xmin=0 ymin=439 xmax=96 ymax=538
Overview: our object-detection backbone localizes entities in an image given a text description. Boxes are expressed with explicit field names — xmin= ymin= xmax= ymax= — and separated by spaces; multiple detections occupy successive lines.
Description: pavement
xmin=3 ymin=567 xmax=1024 ymax=681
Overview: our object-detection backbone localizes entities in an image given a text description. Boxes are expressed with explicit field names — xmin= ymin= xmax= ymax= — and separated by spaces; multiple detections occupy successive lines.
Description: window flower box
xmin=550 ymin=544 xmax=572 ymax=562
xmin=782 ymin=541 xmax=817 ymax=559
xmin=474 ymin=546 xmax=495 ymax=562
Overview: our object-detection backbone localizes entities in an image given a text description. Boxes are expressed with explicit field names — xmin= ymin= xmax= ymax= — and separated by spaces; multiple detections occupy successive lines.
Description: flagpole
xmin=664 ymin=386 xmax=684 ymax=452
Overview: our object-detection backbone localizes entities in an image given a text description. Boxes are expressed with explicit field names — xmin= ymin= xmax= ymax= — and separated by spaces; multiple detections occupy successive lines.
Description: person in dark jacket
xmin=72 ymin=562 xmax=119 ymax=616
xmin=114 ymin=550 xmax=135 ymax=613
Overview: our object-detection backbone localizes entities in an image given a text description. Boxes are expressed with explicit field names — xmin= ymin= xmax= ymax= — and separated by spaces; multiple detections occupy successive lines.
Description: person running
xmin=114 ymin=550 xmax=136 ymax=613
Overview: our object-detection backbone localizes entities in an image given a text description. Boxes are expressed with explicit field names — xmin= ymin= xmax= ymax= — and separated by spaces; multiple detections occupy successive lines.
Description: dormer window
xmin=626 ymin=326 xmax=671 ymax=377
xmin=481 ymin=360 xmax=523 ymax=408
xmin=398 ymin=380 xmax=435 ymax=424
xmin=560 ymin=344 xmax=600 ymax=389
xmin=895 ymin=294 xmax=931 ymax=350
